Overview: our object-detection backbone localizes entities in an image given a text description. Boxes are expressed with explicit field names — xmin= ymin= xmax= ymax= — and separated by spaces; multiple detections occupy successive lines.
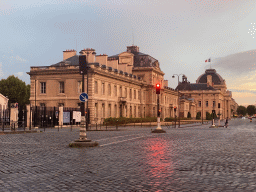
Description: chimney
xmin=127 ymin=45 xmax=139 ymax=53
xmin=207 ymin=75 xmax=212 ymax=87
xmin=79 ymin=48 xmax=96 ymax=63
xmin=63 ymin=49 xmax=76 ymax=60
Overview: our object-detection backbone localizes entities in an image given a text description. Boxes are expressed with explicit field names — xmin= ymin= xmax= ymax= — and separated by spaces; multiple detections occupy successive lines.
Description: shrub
xmin=206 ymin=112 xmax=212 ymax=120
xmin=196 ymin=112 xmax=201 ymax=120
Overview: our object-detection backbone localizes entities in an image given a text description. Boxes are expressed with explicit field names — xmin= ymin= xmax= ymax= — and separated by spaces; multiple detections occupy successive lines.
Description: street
xmin=0 ymin=119 xmax=256 ymax=191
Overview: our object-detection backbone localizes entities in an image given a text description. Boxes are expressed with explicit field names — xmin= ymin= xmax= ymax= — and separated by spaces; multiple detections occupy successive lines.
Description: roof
xmin=51 ymin=55 xmax=79 ymax=67
xmin=109 ymin=47 xmax=159 ymax=68
xmin=196 ymin=69 xmax=224 ymax=85
xmin=176 ymin=82 xmax=216 ymax=91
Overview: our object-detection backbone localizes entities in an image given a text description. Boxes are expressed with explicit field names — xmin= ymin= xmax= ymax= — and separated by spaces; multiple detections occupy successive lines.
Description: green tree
xmin=196 ymin=112 xmax=201 ymax=120
xmin=0 ymin=75 xmax=30 ymax=109
xmin=247 ymin=105 xmax=256 ymax=116
xmin=237 ymin=105 xmax=247 ymax=116
xmin=206 ymin=112 xmax=212 ymax=120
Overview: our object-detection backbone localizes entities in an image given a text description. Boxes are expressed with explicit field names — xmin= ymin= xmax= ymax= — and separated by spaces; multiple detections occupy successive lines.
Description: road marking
xmin=100 ymin=134 xmax=153 ymax=147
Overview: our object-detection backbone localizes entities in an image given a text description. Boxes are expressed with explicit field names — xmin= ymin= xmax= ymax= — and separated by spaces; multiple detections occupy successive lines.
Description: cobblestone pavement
xmin=0 ymin=118 xmax=256 ymax=191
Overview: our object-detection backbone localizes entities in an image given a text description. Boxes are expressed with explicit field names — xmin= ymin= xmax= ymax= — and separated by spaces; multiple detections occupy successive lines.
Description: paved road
xmin=0 ymin=118 xmax=256 ymax=191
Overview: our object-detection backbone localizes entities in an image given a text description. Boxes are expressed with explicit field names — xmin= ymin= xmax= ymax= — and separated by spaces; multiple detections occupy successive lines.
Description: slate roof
xmin=109 ymin=51 xmax=158 ymax=68
xmin=176 ymin=82 xmax=216 ymax=91
xmin=51 ymin=55 xmax=79 ymax=66
xmin=196 ymin=69 xmax=224 ymax=85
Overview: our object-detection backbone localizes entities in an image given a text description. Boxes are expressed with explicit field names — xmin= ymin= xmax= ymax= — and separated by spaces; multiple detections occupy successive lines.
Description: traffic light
xmin=157 ymin=109 xmax=161 ymax=116
xmin=156 ymin=83 xmax=160 ymax=94
xmin=174 ymin=107 xmax=177 ymax=112
xmin=79 ymin=55 xmax=87 ymax=74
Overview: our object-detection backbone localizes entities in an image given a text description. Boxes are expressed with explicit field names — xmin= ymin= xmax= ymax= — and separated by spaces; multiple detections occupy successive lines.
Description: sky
xmin=1 ymin=0 xmax=256 ymax=106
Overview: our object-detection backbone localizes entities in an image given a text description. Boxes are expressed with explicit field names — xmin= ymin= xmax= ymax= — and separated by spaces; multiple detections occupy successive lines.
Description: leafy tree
xmin=247 ymin=105 xmax=256 ymax=116
xmin=196 ymin=112 xmax=201 ymax=120
xmin=0 ymin=75 xmax=30 ymax=109
xmin=206 ymin=112 xmax=212 ymax=120
xmin=237 ymin=105 xmax=247 ymax=116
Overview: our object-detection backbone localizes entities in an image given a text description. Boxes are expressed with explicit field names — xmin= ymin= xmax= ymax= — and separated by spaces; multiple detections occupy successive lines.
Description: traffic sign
xmin=79 ymin=93 xmax=88 ymax=102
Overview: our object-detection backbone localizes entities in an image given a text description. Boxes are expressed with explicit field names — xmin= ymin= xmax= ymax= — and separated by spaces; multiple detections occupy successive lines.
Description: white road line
xmin=100 ymin=134 xmax=153 ymax=147
xmin=97 ymin=133 xmax=145 ymax=141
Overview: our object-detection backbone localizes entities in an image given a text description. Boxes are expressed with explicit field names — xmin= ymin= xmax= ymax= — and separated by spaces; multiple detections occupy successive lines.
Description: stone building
xmin=176 ymin=69 xmax=238 ymax=119
xmin=0 ymin=93 xmax=8 ymax=119
xmin=27 ymin=46 xmax=185 ymax=123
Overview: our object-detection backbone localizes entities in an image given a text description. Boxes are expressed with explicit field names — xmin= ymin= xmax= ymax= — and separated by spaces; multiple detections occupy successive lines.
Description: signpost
xmin=79 ymin=93 xmax=88 ymax=102
xmin=69 ymin=55 xmax=98 ymax=147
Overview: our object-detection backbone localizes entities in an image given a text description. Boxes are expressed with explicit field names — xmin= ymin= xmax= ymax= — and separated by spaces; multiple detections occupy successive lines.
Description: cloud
xmin=15 ymin=72 xmax=24 ymax=78
xmin=0 ymin=62 xmax=3 ymax=78
xmin=212 ymin=50 xmax=256 ymax=75
xmin=10 ymin=55 xmax=27 ymax=63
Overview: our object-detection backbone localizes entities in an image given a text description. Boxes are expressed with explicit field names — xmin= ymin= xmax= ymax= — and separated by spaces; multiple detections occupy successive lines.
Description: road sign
xmin=79 ymin=93 xmax=88 ymax=102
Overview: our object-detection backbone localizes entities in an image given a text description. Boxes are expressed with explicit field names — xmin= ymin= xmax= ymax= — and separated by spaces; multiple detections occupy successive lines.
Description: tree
xmin=206 ymin=112 xmax=212 ymax=120
xmin=196 ymin=112 xmax=201 ymax=120
xmin=0 ymin=75 xmax=30 ymax=109
xmin=237 ymin=105 xmax=247 ymax=116
xmin=247 ymin=105 xmax=256 ymax=116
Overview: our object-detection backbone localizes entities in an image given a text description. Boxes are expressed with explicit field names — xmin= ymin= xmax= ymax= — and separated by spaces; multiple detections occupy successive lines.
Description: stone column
xmin=26 ymin=104 xmax=31 ymax=129
xmin=10 ymin=107 xmax=18 ymax=129
xmin=59 ymin=106 xmax=63 ymax=126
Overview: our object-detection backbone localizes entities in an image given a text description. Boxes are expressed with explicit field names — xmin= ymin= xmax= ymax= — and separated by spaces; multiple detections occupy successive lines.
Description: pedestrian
xmin=224 ymin=117 xmax=228 ymax=128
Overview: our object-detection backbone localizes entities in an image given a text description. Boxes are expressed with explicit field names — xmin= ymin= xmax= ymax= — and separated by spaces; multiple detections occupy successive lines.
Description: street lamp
xmin=172 ymin=74 xmax=184 ymax=128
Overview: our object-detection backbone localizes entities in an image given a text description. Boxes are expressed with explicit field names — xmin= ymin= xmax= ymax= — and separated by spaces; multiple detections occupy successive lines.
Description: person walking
xmin=224 ymin=117 xmax=228 ymax=128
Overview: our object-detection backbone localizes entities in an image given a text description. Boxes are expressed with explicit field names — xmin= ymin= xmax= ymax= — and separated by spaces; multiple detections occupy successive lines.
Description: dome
xmin=196 ymin=69 xmax=224 ymax=85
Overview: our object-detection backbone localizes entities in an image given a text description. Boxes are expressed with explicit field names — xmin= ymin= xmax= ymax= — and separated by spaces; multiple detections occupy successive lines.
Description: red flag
xmin=205 ymin=60 xmax=208 ymax=62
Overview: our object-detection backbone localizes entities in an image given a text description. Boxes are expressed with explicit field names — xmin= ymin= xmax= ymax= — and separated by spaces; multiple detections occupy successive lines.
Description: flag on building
xmin=205 ymin=58 xmax=211 ymax=62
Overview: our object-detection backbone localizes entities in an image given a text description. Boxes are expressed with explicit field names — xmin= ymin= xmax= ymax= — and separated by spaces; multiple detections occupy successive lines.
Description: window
xmin=218 ymin=103 xmax=221 ymax=108
xmin=138 ymin=90 xmax=141 ymax=100
xmin=114 ymin=85 xmax=117 ymax=96
xmin=59 ymin=81 xmax=64 ymax=93
xmin=108 ymin=84 xmax=111 ymax=96
xmin=102 ymin=103 xmax=105 ymax=118
xmin=130 ymin=89 xmax=132 ymax=100
xmin=78 ymin=81 xmax=82 ymax=93
xmin=134 ymin=90 xmax=136 ymax=99
xmin=125 ymin=88 xmax=127 ymax=98
xmin=40 ymin=82 xmax=46 ymax=94
xmin=213 ymin=101 xmax=216 ymax=107
xmin=130 ymin=106 xmax=132 ymax=117
xmin=206 ymin=101 xmax=208 ymax=107
xmin=119 ymin=86 xmax=122 ymax=97
xmin=102 ymin=83 xmax=105 ymax=95
xmin=134 ymin=106 xmax=136 ymax=118
xmin=108 ymin=104 xmax=111 ymax=117
xmin=95 ymin=103 xmax=98 ymax=117
xmin=94 ymin=81 xmax=98 ymax=94
xmin=198 ymin=101 xmax=201 ymax=107
xmin=114 ymin=105 xmax=117 ymax=117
